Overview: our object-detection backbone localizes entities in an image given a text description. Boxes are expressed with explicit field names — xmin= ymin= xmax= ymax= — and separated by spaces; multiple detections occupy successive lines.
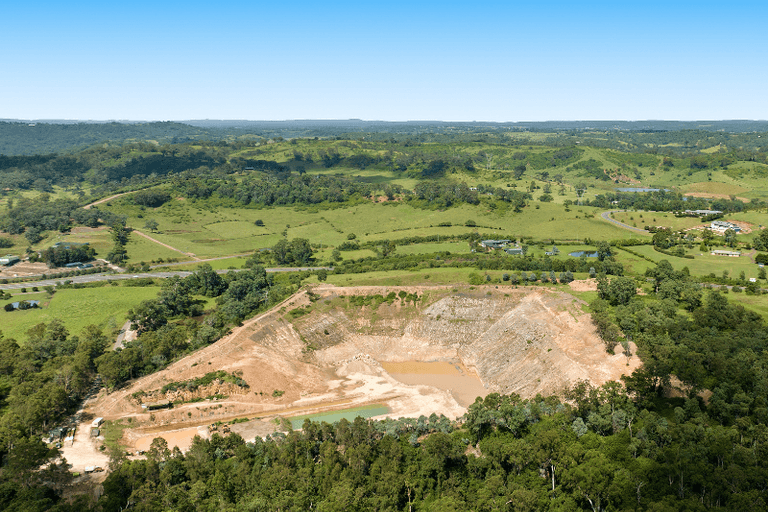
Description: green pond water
xmin=289 ymin=404 xmax=390 ymax=429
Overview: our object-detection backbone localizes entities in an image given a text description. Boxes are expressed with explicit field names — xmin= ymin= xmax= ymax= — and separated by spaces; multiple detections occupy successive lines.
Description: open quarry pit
xmin=79 ymin=284 xmax=638 ymax=464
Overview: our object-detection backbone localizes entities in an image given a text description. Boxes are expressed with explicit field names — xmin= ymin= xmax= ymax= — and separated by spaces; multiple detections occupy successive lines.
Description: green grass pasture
xmin=0 ymin=286 xmax=161 ymax=342
xmin=727 ymin=292 xmax=768 ymax=319
xmin=682 ymin=181 xmax=751 ymax=196
xmin=97 ymin=197 xmax=641 ymax=265
xmin=395 ymin=241 xmax=470 ymax=255
xmin=624 ymin=245 xmax=762 ymax=280
xmin=610 ymin=211 xmax=703 ymax=232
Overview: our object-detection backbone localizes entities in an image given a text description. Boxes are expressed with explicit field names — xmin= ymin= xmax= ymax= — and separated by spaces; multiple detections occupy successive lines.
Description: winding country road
xmin=600 ymin=210 xmax=650 ymax=235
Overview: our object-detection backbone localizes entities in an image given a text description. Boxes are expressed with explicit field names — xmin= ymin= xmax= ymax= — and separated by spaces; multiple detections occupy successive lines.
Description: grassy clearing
xmin=102 ymin=419 xmax=132 ymax=452
xmin=565 ymin=289 xmax=600 ymax=304
xmin=96 ymin=195 xmax=640 ymax=265
xmin=322 ymin=267 xmax=478 ymax=287
xmin=308 ymin=167 xmax=420 ymax=191
xmin=612 ymin=248 xmax=656 ymax=275
xmin=0 ymin=186 xmax=87 ymax=209
xmin=682 ymin=181 xmax=750 ymax=196
xmin=727 ymin=292 xmax=768 ymax=319
xmin=395 ymin=241 xmax=470 ymax=255
xmin=48 ymin=227 xmax=114 ymax=256
xmin=625 ymin=245 xmax=762 ymax=280
xmin=610 ymin=211 xmax=703 ymax=231
xmin=126 ymin=232 xmax=194 ymax=264
xmin=0 ymin=286 xmax=161 ymax=342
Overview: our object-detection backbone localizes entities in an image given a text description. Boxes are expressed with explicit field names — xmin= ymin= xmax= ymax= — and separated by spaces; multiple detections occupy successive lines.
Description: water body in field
xmin=381 ymin=361 xmax=488 ymax=408
xmin=289 ymin=404 xmax=390 ymax=429
xmin=569 ymin=251 xmax=599 ymax=257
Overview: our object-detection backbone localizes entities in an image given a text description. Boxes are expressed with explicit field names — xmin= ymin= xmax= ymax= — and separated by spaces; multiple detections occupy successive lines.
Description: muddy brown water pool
xmin=381 ymin=361 xmax=488 ymax=408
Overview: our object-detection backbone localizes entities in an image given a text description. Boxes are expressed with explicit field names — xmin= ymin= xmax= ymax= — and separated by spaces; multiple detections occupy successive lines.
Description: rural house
xmin=480 ymin=239 xmax=511 ymax=251
xmin=710 ymin=220 xmax=741 ymax=233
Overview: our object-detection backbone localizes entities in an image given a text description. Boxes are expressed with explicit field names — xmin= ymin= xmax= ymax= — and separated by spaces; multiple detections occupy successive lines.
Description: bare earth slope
xmin=84 ymin=285 xmax=638 ymax=454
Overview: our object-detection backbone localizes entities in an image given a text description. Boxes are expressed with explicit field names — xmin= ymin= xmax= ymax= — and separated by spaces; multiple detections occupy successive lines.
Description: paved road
xmin=113 ymin=320 xmax=134 ymax=350
xmin=600 ymin=210 xmax=650 ymax=234
xmin=0 ymin=267 xmax=332 ymax=291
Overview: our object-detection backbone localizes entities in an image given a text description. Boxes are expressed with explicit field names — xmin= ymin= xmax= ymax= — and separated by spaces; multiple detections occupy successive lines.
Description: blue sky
xmin=2 ymin=1 xmax=766 ymax=121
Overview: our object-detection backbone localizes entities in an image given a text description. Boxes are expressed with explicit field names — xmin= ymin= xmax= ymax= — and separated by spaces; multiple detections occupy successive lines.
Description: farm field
xmin=728 ymin=292 xmax=768 ymax=318
xmin=395 ymin=241 xmax=470 ymax=255
xmin=682 ymin=181 xmax=751 ymax=197
xmin=321 ymin=267 xmax=480 ymax=287
xmin=610 ymin=211 xmax=705 ymax=232
xmin=91 ymin=197 xmax=636 ymax=265
xmin=0 ymin=285 xmax=161 ymax=342
xmin=612 ymin=247 xmax=657 ymax=275
xmin=46 ymin=226 xmax=114 ymax=256
xmin=623 ymin=244 xmax=763 ymax=280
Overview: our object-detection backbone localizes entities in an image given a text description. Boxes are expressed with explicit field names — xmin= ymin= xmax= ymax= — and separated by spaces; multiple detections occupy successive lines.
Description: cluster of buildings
xmin=479 ymin=239 xmax=524 ymax=255
xmin=0 ymin=254 xmax=20 ymax=266
xmin=684 ymin=209 xmax=723 ymax=216
xmin=479 ymin=240 xmax=559 ymax=257
xmin=710 ymin=220 xmax=741 ymax=233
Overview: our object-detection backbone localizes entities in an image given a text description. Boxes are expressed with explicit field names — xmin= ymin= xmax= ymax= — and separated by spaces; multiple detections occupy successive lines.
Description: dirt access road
xmin=82 ymin=192 xmax=132 ymax=210
xmin=83 ymin=191 xmax=203 ymax=261
xmin=132 ymin=229 xmax=201 ymax=261
xmin=59 ymin=399 xmax=110 ymax=474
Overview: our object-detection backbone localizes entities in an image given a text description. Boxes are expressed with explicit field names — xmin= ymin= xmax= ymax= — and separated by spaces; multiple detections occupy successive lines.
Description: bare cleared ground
xmin=58 ymin=401 xmax=110 ymax=474
xmin=80 ymin=284 xmax=638 ymax=463
xmin=568 ymin=278 xmax=598 ymax=292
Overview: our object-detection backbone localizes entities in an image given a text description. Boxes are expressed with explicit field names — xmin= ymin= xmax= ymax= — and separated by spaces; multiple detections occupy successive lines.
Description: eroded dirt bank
xmin=83 ymin=284 xmax=638 ymax=456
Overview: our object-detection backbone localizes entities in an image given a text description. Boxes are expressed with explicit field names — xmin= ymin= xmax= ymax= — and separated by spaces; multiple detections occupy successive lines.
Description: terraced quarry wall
xmin=299 ymin=285 xmax=637 ymax=397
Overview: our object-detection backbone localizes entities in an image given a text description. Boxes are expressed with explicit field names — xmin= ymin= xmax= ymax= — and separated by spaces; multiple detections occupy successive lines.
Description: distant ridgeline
xmin=0 ymin=120 xmax=237 ymax=155
xmin=3 ymin=119 xmax=768 ymax=155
